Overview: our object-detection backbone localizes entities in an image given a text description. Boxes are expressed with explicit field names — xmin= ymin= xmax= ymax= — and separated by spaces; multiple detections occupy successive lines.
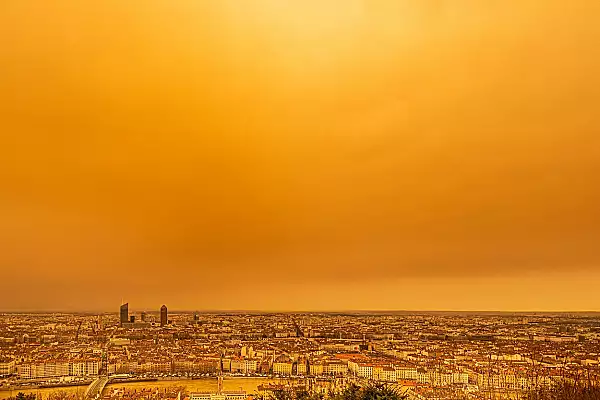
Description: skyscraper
xmin=160 ymin=305 xmax=168 ymax=327
xmin=120 ymin=303 xmax=128 ymax=326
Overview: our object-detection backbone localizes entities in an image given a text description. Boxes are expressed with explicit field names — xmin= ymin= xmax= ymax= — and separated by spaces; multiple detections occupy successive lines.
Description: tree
xmin=527 ymin=380 xmax=600 ymax=400
xmin=265 ymin=383 xmax=405 ymax=400
xmin=360 ymin=384 xmax=404 ymax=400
xmin=268 ymin=387 xmax=323 ymax=400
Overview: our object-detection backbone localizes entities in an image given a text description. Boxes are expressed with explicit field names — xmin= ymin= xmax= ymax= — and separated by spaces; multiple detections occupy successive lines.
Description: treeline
xmin=5 ymin=391 xmax=83 ymax=400
xmin=260 ymin=383 xmax=406 ymax=400
xmin=261 ymin=381 xmax=600 ymax=400
xmin=527 ymin=381 xmax=600 ymax=400
xmin=6 ymin=394 xmax=37 ymax=400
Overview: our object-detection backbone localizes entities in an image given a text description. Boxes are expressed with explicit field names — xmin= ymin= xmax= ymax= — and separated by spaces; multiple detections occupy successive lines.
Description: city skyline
xmin=3 ymin=306 xmax=600 ymax=315
xmin=2 ymin=1 xmax=600 ymax=312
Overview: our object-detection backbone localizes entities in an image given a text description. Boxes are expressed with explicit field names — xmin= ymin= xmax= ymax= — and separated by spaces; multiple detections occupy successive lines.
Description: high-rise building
xmin=141 ymin=312 xmax=147 ymax=322
xmin=120 ymin=303 xmax=129 ymax=326
xmin=160 ymin=305 xmax=168 ymax=327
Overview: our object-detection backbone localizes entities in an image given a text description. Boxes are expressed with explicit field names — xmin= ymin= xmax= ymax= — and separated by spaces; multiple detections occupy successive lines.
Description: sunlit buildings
xmin=0 ymin=358 xmax=15 ymax=376
xmin=273 ymin=355 xmax=293 ymax=376
xmin=0 ymin=311 xmax=598 ymax=400
xmin=17 ymin=360 xmax=99 ymax=379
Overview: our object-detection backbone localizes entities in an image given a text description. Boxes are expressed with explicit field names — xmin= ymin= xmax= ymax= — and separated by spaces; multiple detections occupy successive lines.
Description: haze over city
xmin=1 ymin=1 xmax=600 ymax=312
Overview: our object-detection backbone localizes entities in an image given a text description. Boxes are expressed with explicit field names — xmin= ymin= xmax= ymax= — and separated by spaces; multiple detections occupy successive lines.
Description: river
xmin=0 ymin=377 xmax=279 ymax=399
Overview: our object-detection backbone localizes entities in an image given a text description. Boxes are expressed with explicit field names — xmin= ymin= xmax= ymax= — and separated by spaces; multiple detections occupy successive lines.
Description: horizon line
xmin=1 ymin=308 xmax=600 ymax=314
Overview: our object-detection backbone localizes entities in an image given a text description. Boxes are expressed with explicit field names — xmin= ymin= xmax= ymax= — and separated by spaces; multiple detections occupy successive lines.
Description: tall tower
xmin=120 ymin=303 xmax=129 ymax=326
xmin=160 ymin=305 xmax=168 ymax=327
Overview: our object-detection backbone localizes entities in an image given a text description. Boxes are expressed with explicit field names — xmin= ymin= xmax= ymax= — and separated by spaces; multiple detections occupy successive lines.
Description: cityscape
xmin=2 ymin=2 xmax=600 ymax=400
xmin=0 ymin=308 xmax=599 ymax=400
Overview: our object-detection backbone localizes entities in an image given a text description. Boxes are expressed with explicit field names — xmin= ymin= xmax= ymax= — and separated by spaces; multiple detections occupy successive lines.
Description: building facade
xmin=120 ymin=303 xmax=129 ymax=326
xmin=17 ymin=360 xmax=100 ymax=379
xmin=161 ymin=305 xmax=168 ymax=327
xmin=0 ymin=359 xmax=16 ymax=376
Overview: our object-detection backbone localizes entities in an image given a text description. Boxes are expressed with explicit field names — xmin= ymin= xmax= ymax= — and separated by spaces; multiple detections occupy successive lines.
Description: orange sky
xmin=1 ymin=1 xmax=600 ymax=312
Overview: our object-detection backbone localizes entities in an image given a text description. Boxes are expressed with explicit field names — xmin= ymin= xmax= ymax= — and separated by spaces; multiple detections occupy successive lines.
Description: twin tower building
xmin=120 ymin=303 xmax=168 ymax=327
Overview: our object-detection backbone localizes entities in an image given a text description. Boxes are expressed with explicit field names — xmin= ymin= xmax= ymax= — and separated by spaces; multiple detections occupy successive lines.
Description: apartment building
xmin=348 ymin=361 xmax=373 ymax=379
xmin=273 ymin=356 xmax=293 ymax=376
xmin=323 ymin=361 xmax=348 ymax=376
xmin=18 ymin=361 xmax=69 ymax=379
xmin=477 ymin=373 xmax=553 ymax=390
xmin=0 ymin=359 xmax=16 ymax=376
xmin=231 ymin=358 xmax=257 ymax=374
xmin=373 ymin=366 xmax=397 ymax=382
xmin=395 ymin=366 xmax=418 ymax=380
xmin=18 ymin=360 xmax=100 ymax=379
xmin=309 ymin=361 xmax=323 ymax=376
xmin=297 ymin=359 xmax=308 ymax=375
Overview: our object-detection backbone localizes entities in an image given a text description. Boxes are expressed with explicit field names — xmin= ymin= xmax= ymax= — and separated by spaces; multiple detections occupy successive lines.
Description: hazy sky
xmin=1 ymin=1 xmax=600 ymax=312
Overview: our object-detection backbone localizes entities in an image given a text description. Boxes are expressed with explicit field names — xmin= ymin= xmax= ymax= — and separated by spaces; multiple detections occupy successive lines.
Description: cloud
xmin=1 ymin=1 xmax=600 ymax=310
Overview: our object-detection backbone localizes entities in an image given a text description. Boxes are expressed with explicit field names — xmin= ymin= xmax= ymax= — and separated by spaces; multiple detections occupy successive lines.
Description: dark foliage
xmin=267 ymin=387 xmax=323 ymax=400
xmin=360 ymin=383 xmax=405 ymax=400
xmin=527 ymin=381 xmax=600 ymax=400
xmin=264 ymin=383 xmax=405 ymax=400
xmin=9 ymin=393 xmax=37 ymax=400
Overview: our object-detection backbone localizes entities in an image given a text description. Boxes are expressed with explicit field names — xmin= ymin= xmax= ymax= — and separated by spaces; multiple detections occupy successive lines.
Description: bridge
xmin=85 ymin=376 xmax=111 ymax=399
